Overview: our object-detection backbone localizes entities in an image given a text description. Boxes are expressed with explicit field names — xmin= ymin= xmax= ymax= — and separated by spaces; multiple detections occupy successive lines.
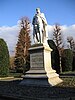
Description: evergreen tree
xmin=48 ymin=40 xmax=60 ymax=73
xmin=14 ymin=17 xmax=31 ymax=72
xmin=72 ymin=52 xmax=75 ymax=71
xmin=0 ymin=38 xmax=10 ymax=76
xmin=61 ymin=49 xmax=73 ymax=72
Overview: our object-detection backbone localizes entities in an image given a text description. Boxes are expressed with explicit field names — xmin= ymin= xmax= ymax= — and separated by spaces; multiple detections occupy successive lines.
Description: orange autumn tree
xmin=14 ymin=17 xmax=31 ymax=72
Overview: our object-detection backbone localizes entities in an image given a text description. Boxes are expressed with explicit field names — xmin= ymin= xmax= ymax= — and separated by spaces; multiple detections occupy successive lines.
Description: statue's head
xmin=36 ymin=8 xmax=40 ymax=14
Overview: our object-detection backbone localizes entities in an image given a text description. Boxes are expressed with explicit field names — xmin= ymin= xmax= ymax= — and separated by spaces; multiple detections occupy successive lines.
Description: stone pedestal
xmin=21 ymin=44 xmax=62 ymax=86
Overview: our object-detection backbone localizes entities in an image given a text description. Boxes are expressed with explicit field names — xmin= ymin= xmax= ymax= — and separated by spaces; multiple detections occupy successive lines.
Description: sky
xmin=0 ymin=0 xmax=75 ymax=55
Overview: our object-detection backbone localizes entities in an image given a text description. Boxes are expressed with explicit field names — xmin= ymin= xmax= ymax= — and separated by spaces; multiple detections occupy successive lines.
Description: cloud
xmin=61 ymin=25 xmax=75 ymax=48
xmin=47 ymin=25 xmax=54 ymax=39
xmin=0 ymin=23 xmax=75 ymax=56
xmin=47 ymin=24 xmax=75 ymax=40
xmin=47 ymin=24 xmax=75 ymax=47
xmin=61 ymin=25 xmax=75 ymax=40
xmin=0 ymin=24 xmax=20 ymax=55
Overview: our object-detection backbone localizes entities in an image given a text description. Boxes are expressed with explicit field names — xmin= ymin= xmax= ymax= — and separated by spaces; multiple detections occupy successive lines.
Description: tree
xmin=10 ymin=56 xmax=15 ymax=70
xmin=53 ymin=23 xmax=63 ymax=50
xmin=67 ymin=36 xmax=75 ymax=71
xmin=52 ymin=23 xmax=63 ymax=72
xmin=14 ymin=17 xmax=31 ymax=73
xmin=0 ymin=38 xmax=10 ymax=76
xmin=67 ymin=36 xmax=75 ymax=51
xmin=48 ymin=40 xmax=60 ymax=73
xmin=72 ymin=52 xmax=75 ymax=71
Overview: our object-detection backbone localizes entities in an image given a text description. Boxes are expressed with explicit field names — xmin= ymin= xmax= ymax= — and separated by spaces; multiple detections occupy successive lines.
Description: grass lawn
xmin=60 ymin=71 xmax=75 ymax=74
xmin=0 ymin=70 xmax=75 ymax=87
xmin=0 ymin=70 xmax=23 ymax=81
xmin=57 ymin=77 xmax=75 ymax=87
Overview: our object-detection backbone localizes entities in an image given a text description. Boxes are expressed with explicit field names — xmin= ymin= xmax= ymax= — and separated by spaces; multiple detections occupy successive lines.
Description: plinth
xmin=21 ymin=44 xmax=62 ymax=86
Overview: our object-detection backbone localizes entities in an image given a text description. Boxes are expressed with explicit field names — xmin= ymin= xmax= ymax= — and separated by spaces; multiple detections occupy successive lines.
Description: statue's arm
xmin=32 ymin=16 xmax=35 ymax=38
xmin=32 ymin=16 xmax=35 ymax=25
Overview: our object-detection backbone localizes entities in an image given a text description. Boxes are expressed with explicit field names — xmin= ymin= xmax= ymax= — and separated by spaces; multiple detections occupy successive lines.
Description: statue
xmin=32 ymin=8 xmax=48 ymax=44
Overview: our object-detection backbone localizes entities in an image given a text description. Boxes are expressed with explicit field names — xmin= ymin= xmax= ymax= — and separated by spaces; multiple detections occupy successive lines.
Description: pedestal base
xmin=21 ymin=69 xmax=50 ymax=86
xmin=20 ymin=44 xmax=62 ymax=86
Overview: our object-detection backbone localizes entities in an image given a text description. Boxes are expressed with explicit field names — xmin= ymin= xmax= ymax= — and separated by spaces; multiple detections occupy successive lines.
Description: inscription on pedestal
xmin=30 ymin=52 xmax=44 ymax=68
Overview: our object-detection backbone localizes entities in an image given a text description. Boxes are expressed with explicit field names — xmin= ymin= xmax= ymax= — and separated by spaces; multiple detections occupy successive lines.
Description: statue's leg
xmin=42 ymin=30 xmax=44 ymax=43
xmin=34 ymin=28 xmax=39 ymax=43
xmin=34 ymin=35 xmax=37 ymax=43
xmin=39 ymin=28 xmax=43 ymax=43
xmin=37 ymin=33 xmax=39 ymax=42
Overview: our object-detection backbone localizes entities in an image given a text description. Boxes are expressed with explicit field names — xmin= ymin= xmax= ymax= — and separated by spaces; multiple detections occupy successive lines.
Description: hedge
xmin=0 ymin=38 xmax=10 ymax=76
xmin=61 ymin=49 xmax=73 ymax=72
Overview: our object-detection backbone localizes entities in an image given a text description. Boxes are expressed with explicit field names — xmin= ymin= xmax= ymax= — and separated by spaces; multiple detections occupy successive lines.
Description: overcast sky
xmin=0 ymin=0 xmax=75 ymax=55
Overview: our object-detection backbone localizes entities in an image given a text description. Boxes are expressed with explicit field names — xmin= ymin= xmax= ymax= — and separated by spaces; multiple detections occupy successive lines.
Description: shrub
xmin=0 ymin=38 xmax=10 ymax=76
xmin=14 ymin=57 xmax=24 ymax=73
xmin=72 ymin=52 xmax=75 ymax=71
xmin=61 ymin=49 xmax=73 ymax=72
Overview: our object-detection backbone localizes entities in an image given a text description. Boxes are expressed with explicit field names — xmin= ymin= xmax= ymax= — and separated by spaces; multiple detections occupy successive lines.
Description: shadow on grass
xmin=0 ymin=79 xmax=75 ymax=99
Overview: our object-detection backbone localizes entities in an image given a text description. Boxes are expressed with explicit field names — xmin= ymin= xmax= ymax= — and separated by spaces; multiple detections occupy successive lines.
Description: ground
xmin=0 ymin=75 xmax=75 ymax=100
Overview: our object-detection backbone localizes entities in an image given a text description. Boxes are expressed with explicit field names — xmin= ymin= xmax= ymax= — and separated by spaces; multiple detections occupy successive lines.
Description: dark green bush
xmin=0 ymin=38 xmax=10 ymax=76
xmin=23 ymin=55 xmax=30 ymax=74
xmin=61 ymin=49 xmax=73 ymax=72
xmin=14 ymin=56 xmax=30 ymax=73
xmin=14 ymin=57 xmax=24 ymax=68
xmin=14 ymin=57 xmax=24 ymax=73
xmin=72 ymin=52 xmax=75 ymax=71
xmin=48 ymin=40 xmax=60 ymax=73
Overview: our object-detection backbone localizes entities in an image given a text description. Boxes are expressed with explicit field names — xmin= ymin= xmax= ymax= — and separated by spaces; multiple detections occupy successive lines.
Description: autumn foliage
xmin=14 ymin=17 xmax=31 ymax=72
